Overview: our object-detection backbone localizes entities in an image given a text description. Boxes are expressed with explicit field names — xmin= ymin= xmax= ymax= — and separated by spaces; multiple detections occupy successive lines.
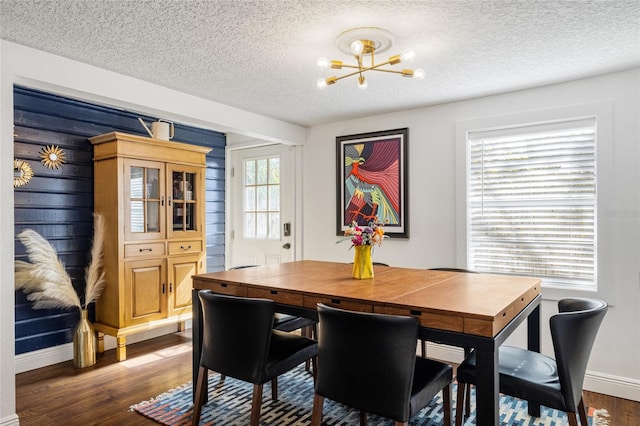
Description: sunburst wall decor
xmin=40 ymin=145 xmax=66 ymax=169
xmin=14 ymin=159 xmax=34 ymax=187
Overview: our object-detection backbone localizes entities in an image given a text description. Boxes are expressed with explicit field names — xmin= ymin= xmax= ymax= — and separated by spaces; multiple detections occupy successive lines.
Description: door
xmin=230 ymin=144 xmax=296 ymax=268
xmin=123 ymin=158 xmax=166 ymax=241
xmin=166 ymin=163 xmax=204 ymax=240
xmin=167 ymin=254 xmax=203 ymax=316
xmin=124 ymin=258 xmax=167 ymax=326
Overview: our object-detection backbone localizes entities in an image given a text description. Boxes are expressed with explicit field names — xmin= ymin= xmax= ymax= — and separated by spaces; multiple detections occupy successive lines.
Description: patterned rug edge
xmin=131 ymin=366 xmax=610 ymax=426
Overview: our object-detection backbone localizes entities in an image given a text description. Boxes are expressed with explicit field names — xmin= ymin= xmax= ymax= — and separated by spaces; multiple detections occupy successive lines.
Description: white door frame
xmin=224 ymin=141 xmax=303 ymax=270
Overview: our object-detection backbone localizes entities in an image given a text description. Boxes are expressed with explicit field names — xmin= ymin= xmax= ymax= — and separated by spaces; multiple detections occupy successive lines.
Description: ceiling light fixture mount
xmin=317 ymin=27 xmax=425 ymax=90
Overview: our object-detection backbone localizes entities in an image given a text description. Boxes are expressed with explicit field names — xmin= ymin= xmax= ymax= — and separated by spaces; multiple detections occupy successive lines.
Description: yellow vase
xmin=353 ymin=245 xmax=374 ymax=279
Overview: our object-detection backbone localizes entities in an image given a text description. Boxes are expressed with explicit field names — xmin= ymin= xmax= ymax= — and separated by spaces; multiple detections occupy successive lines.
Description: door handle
xmin=282 ymin=243 xmax=291 ymax=249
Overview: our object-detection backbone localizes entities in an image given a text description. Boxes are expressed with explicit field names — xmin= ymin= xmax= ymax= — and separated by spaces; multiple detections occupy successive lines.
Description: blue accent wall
xmin=14 ymin=86 xmax=226 ymax=355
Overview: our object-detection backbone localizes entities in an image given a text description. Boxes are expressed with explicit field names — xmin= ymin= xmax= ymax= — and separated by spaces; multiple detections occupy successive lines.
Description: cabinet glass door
xmin=126 ymin=160 xmax=165 ymax=240
xmin=171 ymin=169 xmax=198 ymax=233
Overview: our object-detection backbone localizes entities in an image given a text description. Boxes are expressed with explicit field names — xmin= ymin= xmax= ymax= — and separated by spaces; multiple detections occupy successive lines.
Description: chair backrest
xmin=315 ymin=303 xmax=419 ymax=422
xmin=198 ymin=290 xmax=275 ymax=384
xmin=551 ymin=297 xmax=608 ymax=412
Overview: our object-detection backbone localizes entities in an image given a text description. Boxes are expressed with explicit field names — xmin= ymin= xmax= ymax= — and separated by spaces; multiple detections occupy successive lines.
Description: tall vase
xmin=73 ymin=309 xmax=96 ymax=368
xmin=352 ymin=245 xmax=374 ymax=279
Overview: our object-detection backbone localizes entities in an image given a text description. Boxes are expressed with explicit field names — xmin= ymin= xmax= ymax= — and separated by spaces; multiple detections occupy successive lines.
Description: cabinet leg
xmin=178 ymin=320 xmax=186 ymax=332
xmin=97 ymin=332 xmax=105 ymax=353
xmin=116 ymin=336 xmax=127 ymax=361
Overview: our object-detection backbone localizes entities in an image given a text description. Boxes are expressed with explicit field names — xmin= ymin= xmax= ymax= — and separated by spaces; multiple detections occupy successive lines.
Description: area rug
xmin=131 ymin=365 xmax=609 ymax=425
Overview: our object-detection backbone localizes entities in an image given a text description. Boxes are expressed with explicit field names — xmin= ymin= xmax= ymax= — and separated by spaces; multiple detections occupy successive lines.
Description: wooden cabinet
xmin=90 ymin=132 xmax=211 ymax=360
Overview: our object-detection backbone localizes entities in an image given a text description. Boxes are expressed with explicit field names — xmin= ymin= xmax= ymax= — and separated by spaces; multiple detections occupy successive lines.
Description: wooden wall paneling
xmin=13 ymin=86 xmax=226 ymax=355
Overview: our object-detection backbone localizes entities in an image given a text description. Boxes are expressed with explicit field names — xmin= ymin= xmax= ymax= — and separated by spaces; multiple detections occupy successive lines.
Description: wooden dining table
xmin=191 ymin=260 xmax=542 ymax=425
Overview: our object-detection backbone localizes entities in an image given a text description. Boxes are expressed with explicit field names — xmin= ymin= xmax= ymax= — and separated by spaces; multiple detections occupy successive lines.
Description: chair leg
xmin=578 ymin=396 xmax=589 ymax=425
xmin=311 ymin=393 xmax=324 ymax=426
xmin=192 ymin=366 xmax=209 ymax=426
xmin=271 ymin=376 xmax=278 ymax=401
xmin=420 ymin=339 xmax=426 ymax=357
xmin=359 ymin=410 xmax=367 ymax=426
xmin=311 ymin=356 xmax=318 ymax=382
xmin=250 ymin=383 xmax=263 ymax=426
xmin=455 ymin=381 xmax=466 ymax=426
xmin=567 ymin=412 xmax=579 ymax=426
xmin=442 ymin=383 xmax=452 ymax=426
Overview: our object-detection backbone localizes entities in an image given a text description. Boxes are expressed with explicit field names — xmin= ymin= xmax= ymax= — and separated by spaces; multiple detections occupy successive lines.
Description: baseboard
xmin=14 ymin=322 xmax=190 ymax=374
xmin=0 ymin=414 xmax=19 ymax=426
xmin=584 ymin=370 xmax=640 ymax=402
xmin=425 ymin=342 xmax=640 ymax=402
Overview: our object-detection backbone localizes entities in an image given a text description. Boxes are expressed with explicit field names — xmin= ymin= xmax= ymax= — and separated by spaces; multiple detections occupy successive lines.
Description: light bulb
xmin=350 ymin=40 xmax=364 ymax=55
xmin=357 ymin=75 xmax=368 ymax=90
xmin=400 ymin=49 xmax=416 ymax=63
xmin=317 ymin=78 xmax=328 ymax=89
xmin=317 ymin=57 xmax=330 ymax=68
xmin=413 ymin=68 xmax=426 ymax=80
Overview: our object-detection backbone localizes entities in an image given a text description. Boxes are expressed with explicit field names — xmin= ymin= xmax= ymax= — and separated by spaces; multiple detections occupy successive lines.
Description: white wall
xmin=0 ymin=40 xmax=305 ymax=426
xmin=303 ymin=68 xmax=640 ymax=401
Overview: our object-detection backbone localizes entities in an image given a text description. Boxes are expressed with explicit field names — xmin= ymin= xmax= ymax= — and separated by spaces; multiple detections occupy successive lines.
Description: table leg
xmin=474 ymin=346 xmax=500 ymax=426
xmin=192 ymin=288 xmax=204 ymax=403
xmin=527 ymin=304 xmax=541 ymax=417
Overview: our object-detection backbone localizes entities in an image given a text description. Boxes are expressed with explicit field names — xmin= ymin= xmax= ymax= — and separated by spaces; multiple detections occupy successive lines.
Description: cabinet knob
xmin=180 ymin=245 xmax=192 ymax=250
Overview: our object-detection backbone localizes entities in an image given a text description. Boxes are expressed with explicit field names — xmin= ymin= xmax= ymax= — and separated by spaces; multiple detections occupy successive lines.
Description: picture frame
xmin=336 ymin=128 xmax=409 ymax=238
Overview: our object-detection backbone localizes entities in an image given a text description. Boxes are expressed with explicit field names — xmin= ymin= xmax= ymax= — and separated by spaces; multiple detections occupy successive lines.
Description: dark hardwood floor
xmin=16 ymin=330 xmax=640 ymax=425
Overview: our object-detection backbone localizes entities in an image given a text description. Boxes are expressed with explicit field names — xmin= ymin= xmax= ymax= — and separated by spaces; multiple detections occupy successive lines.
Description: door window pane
xmin=244 ymin=156 xmax=281 ymax=239
xmin=130 ymin=165 xmax=160 ymax=233
xmin=131 ymin=201 xmax=144 ymax=232
xmin=131 ymin=167 xmax=143 ymax=198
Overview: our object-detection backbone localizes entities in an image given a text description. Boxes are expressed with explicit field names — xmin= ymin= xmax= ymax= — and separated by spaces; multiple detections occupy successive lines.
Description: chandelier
xmin=317 ymin=27 xmax=425 ymax=90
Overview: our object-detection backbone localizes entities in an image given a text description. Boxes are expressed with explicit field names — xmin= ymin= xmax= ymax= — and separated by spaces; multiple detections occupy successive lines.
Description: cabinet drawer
xmin=124 ymin=242 xmax=166 ymax=258
xmin=203 ymin=281 xmax=248 ymax=297
xmin=168 ymin=240 xmax=203 ymax=255
xmin=375 ymin=306 xmax=463 ymax=332
xmin=304 ymin=295 xmax=373 ymax=313
xmin=248 ymin=288 xmax=303 ymax=306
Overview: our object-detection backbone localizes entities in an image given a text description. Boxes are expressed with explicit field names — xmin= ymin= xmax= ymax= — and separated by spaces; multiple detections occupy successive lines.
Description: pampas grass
xmin=15 ymin=213 xmax=106 ymax=311
xmin=83 ymin=213 xmax=106 ymax=308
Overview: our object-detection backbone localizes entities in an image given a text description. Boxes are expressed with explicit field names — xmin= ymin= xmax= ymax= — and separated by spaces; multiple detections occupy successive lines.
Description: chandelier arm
xmin=368 ymin=68 xmax=410 ymax=75
xmin=328 ymin=57 xmax=398 ymax=72
xmin=332 ymin=68 xmax=371 ymax=82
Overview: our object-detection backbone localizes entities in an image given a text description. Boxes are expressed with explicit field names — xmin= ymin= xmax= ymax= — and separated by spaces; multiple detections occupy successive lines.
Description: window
xmin=243 ymin=156 xmax=281 ymax=239
xmin=466 ymin=117 xmax=597 ymax=290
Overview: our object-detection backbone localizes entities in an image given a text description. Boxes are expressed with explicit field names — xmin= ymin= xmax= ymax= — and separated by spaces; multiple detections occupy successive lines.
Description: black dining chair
xmin=229 ymin=265 xmax=317 ymax=371
xmin=192 ymin=291 xmax=318 ymax=426
xmin=454 ymin=297 xmax=608 ymax=426
xmin=311 ymin=303 xmax=453 ymax=426
xmin=428 ymin=267 xmax=478 ymax=418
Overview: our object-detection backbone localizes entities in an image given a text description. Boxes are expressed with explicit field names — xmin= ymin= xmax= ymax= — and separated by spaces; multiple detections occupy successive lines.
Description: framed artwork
xmin=336 ymin=128 xmax=409 ymax=238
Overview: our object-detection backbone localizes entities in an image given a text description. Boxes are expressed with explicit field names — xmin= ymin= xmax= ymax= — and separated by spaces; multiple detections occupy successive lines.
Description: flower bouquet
xmin=339 ymin=218 xmax=387 ymax=279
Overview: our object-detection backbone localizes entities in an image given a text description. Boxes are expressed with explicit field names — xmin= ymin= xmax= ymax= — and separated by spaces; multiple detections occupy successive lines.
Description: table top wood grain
xmin=192 ymin=260 xmax=541 ymax=337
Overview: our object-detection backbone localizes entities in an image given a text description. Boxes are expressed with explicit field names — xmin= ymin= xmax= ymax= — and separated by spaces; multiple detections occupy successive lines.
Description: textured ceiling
xmin=1 ymin=0 xmax=639 ymax=127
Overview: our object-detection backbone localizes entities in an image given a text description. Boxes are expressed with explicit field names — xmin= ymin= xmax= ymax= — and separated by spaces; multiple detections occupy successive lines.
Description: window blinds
xmin=467 ymin=117 xmax=596 ymax=288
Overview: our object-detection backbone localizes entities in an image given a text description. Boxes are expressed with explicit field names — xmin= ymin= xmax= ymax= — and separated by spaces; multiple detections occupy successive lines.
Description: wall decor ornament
xmin=336 ymin=128 xmax=409 ymax=237
xmin=40 ymin=145 xmax=66 ymax=169
xmin=13 ymin=159 xmax=34 ymax=187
